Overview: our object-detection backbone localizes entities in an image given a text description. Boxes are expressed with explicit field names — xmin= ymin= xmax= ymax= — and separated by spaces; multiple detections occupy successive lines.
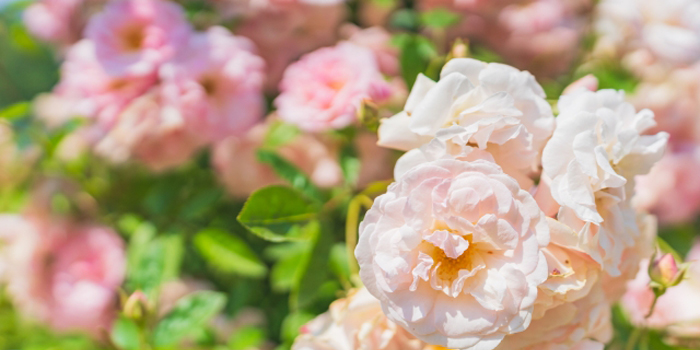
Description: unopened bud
xmin=448 ymin=38 xmax=468 ymax=60
xmin=358 ymin=99 xmax=380 ymax=132
xmin=649 ymin=253 xmax=686 ymax=288
xmin=123 ymin=290 xmax=150 ymax=322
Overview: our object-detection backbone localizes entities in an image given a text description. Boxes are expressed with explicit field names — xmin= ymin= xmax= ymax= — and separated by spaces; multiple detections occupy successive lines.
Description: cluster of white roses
xmin=292 ymin=57 xmax=669 ymax=350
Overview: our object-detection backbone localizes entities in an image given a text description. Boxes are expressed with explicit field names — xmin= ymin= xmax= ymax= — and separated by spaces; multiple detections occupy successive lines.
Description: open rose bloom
xmin=356 ymin=159 xmax=550 ymax=349
xmin=12 ymin=0 xmax=700 ymax=347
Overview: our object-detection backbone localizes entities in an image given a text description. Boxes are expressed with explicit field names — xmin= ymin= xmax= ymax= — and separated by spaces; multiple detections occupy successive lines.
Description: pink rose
xmin=160 ymin=26 xmax=266 ymax=141
xmin=356 ymin=158 xmax=549 ymax=349
xmin=275 ymin=42 xmax=391 ymax=132
xmin=93 ymin=88 xmax=207 ymax=171
xmin=53 ymin=39 xmax=157 ymax=126
xmin=634 ymin=144 xmax=700 ymax=224
xmin=84 ymin=0 xmax=193 ymax=77
xmin=0 ymin=215 xmax=125 ymax=336
xmin=235 ymin=1 xmax=346 ymax=89
xmin=211 ymin=120 xmax=343 ymax=198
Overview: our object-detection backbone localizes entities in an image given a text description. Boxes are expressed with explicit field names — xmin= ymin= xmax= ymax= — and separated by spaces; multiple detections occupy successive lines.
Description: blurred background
xmin=1 ymin=0 xmax=700 ymax=349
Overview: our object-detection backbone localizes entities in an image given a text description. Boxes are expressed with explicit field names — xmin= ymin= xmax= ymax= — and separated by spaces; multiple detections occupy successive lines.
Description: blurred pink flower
xmin=211 ymin=120 xmax=343 ymax=198
xmin=23 ymin=0 xmax=92 ymax=46
xmin=93 ymin=88 xmax=207 ymax=171
xmin=595 ymin=0 xmax=700 ymax=80
xmin=418 ymin=0 xmax=592 ymax=78
xmin=275 ymin=42 xmax=391 ymax=132
xmin=0 ymin=215 xmax=125 ymax=336
xmin=52 ymin=39 xmax=157 ymax=126
xmin=84 ymin=0 xmax=193 ymax=77
xmin=235 ymin=1 xmax=346 ymax=89
xmin=631 ymin=65 xmax=700 ymax=144
xmin=342 ymin=25 xmax=400 ymax=76
xmin=160 ymin=26 xmax=266 ymax=141
xmin=634 ymin=144 xmax=700 ymax=224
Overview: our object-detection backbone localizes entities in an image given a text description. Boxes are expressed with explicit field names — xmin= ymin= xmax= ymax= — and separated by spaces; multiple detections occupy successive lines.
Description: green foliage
xmin=194 ymin=228 xmax=268 ymax=278
xmin=419 ymin=8 xmax=461 ymax=29
xmin=125 ymin=222 xmax=183 ymax=294
xmin=151 ymin=291 xmax=227 ymax=348
xmin=110 ymin=317 xmax=141 ymax=350
xmin=256 ymin=150 xmax=323 ymax=201
xmin=228 ymin=326 xmax=266 ymax=350
xmin=237 ymin=185 xmax=320 ymax=242
xmin=394 ymin=33 xmax=439 ymax=88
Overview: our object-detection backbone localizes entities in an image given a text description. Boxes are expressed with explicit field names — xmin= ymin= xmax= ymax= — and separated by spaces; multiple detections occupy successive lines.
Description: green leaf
xmin=390 ymin=9 xmax=420 ymax=31
xmin=228 ymin=326 xmax=266 ymax=350
xmin=420 ymin=8 xmax=461 ymax=29
xmin=0 ymin=101 xmax=30 ymax=120
xmin=180 ymin=188 xmax=222 ymax=221
xmin=126 ymin=224 xmax=182 ymax=293
xmin=398 ymin=35 xmax=438 ymax=89
xmin=290 ymin=221 xmax=331 ymax=309
xmin=152 ymin=291 xmax=227 ymax=348
xmin=263 ymin=120 xmax=300 ymax=148
xmin=329 ymin=243 xmax=351 ymax=283
xmin=237 ymin=185 xmax=320 ymax=242
xmin=256 ymin=149 xmax=323 ymax=201
xmin=194 ymin=228 xmax=268 ymax=278
xmin=270 ymin=249 xmax=305 ymax=292
xmin=111 ymin=316 xmax=141 ymax=350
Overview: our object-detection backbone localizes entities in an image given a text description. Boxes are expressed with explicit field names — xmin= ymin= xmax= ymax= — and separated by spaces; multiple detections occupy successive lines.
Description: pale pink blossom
xmin=275 ymin=42 xmax=391 ymax=132
xmin=595 ymin=0 xmax=700 ymax=79
xmin=634 ymin=144 xmax=700 ymax=224
xmin=84 ymin=0 xmax=193 ymax=77
xmin=293 ymin=288 xmax=428 ymax=350
xmin=562 ymin=75 xmax=599 ymax=95
xmin=0 ymin=215 xmax=125 ymax=336
xmin=600 ymin=212 xmax=656 ymax=303
xmin=542 ymin=89 xmax=668 ymax=275
xmin=211 ymin=120 xmax=343 ymax=198
xmin=378 ymin=58 xmax=554 ymax=190
xmin=533 ymin=218 xmax=601 ymax=320
xmin=235 ymin=1 xmax=346 ymax=89
xmin=630 ymin=65 xmax=700 ymax=144
xmin=494 ymin=282 xmax=612 ymax=350
xmin=356 ymin=159 xmax=549 ymax=349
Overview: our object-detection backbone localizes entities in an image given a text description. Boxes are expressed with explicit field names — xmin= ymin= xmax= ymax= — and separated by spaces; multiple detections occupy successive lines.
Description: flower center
xmin=200 ymin=76 xmax=218 ymax=96
xmin=427 ymin=221 xmax=476 ymax=283
xmin=120 ymin=25 xmax=146 ymax=52
xmin=432 ymin=242 xmax=474 ymax=282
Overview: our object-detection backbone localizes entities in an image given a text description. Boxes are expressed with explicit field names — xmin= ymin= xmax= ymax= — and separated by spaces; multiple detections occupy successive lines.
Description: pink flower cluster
xmin=43 ymin=0 xmax=265 ymax=171
xmin=293 ymin=59 xmax=668 ymax=350
xmin=418 ymin=0 xmax=594 ymax=78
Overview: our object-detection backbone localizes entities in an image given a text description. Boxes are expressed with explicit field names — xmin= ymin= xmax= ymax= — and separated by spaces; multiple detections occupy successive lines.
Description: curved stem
xmin=625 ymin=327 xmax=644 ymax=350
xmin=345 ymin=194 xmax=374 ymax=282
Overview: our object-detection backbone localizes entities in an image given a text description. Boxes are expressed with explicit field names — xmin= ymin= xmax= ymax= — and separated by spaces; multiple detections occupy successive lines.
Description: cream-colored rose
xmin=292 ymin=288 xmax=426 ymax=350
xmin=356 ymin=158 xmax=549 ymax=349
xmin=378 ymin=58 xmax=554 ymax=190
